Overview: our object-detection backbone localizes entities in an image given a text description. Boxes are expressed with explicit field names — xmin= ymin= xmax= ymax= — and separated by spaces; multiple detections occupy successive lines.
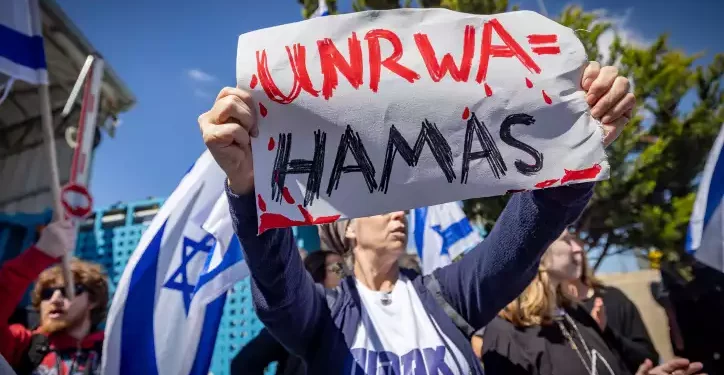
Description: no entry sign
xmin=61 ymin=183 xmax=93 ymax=219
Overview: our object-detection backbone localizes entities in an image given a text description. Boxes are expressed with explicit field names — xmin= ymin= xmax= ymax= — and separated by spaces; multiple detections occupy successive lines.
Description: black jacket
xmin=582 ymin=286 xmax=659 ymax=373
xmin=482 ymin=305 xmax=632 ymax=375
xmin=230 ymin=328 xmax=306 ymax=375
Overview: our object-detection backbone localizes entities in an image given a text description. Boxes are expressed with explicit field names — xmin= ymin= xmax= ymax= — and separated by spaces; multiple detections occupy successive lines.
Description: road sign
xmin=61 ymin=183 xmax=93 ymax=219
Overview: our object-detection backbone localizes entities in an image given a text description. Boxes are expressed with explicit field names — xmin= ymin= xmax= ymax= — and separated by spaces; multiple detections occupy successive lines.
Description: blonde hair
xmin=498 ymin=251 xmax=577 ymax=327
xmin=32 ymin=258 xmax=109 ymax=327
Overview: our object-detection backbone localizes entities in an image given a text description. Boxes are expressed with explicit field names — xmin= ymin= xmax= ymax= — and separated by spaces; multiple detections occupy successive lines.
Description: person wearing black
xmin=481 ymin=229 xmax=704 ymax=375
xmin=482 ymin=230 xmax=630 ymax=375
xmin=567 ymin=242 xmax=659 ymax=373
xmin=230 ymin=250 xmax=343 ymax=375
xmin=657 ymin=256 xmax=724 ymax=374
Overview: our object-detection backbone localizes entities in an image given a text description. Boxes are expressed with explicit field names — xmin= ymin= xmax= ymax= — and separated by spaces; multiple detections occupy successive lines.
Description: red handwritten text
xmin=414 ymin=25 xmax=475 ymax=82
xmin=475 ymin=19 xmax=541 ymax=84
xmin=254 ymin=19 xmax=554 ymax=104
xmin=318 ymin=33 xmax=364 ymax=99
xmin=366 ymin=29 xmax=421 ymax=92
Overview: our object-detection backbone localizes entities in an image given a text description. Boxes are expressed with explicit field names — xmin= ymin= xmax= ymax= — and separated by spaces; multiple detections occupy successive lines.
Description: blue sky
xmin=57 ymin=0 xmax=721 ymax=271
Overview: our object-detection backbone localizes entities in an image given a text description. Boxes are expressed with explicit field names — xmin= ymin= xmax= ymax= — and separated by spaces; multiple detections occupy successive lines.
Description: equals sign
xmin=527 ymin=34 xmax=560 ymax=55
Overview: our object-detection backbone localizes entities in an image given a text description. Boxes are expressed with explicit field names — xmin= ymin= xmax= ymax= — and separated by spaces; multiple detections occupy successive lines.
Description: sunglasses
xmin=40 ymin=284 xmax=86 ymax=301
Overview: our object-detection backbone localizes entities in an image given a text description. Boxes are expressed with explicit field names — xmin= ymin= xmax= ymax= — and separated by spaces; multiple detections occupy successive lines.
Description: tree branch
xmin=593 ymin=237 xmax=613 ymax=271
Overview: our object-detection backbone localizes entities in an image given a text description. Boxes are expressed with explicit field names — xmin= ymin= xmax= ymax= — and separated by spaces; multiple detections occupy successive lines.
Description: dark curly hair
xmin=32 ymin=258 xmax=109 ymax=328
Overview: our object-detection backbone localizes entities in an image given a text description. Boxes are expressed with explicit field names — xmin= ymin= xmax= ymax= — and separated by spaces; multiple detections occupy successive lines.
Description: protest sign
xmin=236 ymin=9 xmax=609 ymax=233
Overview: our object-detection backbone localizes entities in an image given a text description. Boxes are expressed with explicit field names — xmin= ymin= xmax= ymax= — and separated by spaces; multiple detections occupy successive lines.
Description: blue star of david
xmin=163 ymin=233 xmax=216 ymax=315
xmin=431 ymin=218 xmax=475 ymax=257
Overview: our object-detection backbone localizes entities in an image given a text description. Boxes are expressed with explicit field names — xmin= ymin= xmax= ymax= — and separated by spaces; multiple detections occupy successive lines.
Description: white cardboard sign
xmin=236 ymin=9 xmax=609 ymax=233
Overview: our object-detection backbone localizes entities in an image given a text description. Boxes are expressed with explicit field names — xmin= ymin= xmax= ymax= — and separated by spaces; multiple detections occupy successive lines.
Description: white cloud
xmin=187 ymin=69 xmax=217 ymax=83
xmin=592 ymin=8 xmax=651 ymax=64
xmin=194 ymin=89 xmax=212 ymax=99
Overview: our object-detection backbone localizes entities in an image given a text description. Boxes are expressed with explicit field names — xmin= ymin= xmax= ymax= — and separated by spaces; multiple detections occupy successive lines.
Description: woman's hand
xmin=198 ymin=87 xmax=258 ymax=194
xmin=636 ymin=358 xmax=705 ymax=375
xmin=580 ymin=62 xmax=636 ymax=147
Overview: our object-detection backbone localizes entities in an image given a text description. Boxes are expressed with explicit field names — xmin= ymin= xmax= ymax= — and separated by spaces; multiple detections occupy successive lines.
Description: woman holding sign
xmin=198 ymin=60 xmax=633 ymax=374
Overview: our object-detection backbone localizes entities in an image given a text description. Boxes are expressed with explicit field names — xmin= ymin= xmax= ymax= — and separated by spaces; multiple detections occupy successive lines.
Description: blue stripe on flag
xmin=686 ymin=129 xmax=724 ymax=253
xmin=704 ymin=148 xmax=724 ymax=229
xmin=0 ymin=24 xmax=47 ymax=70
xmin=414 ymin=207 xmax=427 ymax=259
xmin=119 ymin=221 xmax=165 ymax=375
xmin=188 ymin=294 xmax=226 ymax=375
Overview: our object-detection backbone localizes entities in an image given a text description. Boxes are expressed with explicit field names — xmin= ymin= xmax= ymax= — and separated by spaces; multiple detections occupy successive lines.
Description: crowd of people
xmin=0 ymin=61 xmax=720 ymax=375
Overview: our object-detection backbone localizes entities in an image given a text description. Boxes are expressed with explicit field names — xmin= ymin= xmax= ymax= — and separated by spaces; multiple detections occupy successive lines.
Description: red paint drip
xmin=250 ymin=74 xmax=258 ymax=89
xmin=462 ymin=107 xmax=470 ymax=120
xmin=298 ymin=205 xmax=314 ymax=222
xmin=542 ymin=90 xmax=552 ymax=105
xmin=525 ymin=78 xmax=533 ymax=88
xmin=560 ymin=164 xmax=602 ymax=184
xmin=257 ymin=194 xmax=267 ymax=212
xmin=267 ymin=137 xmax=275 ymax=151
xmin=258 ymin=205 xmax=342 ymax=233
xmin=484 ymin=83 xmax=493 ymax=97
xmin=506 ymin=189 xmax=528 ymax=194
xmin=259 ymin=102 xmax=268 ymax=117
xmin=535 ymin=179 xmax=559 ymax=188
xmin=282 ymin=187 xmax=296 ymax=204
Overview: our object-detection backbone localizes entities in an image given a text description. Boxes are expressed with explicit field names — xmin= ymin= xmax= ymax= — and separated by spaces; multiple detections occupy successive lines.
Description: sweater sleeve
xmin=433 ymin=183 xmax=594 ymax=330
xmin=0 ymin=246 xmax=58 ymax=365
xmin=226 ymin=182 xmax=331 ymax=358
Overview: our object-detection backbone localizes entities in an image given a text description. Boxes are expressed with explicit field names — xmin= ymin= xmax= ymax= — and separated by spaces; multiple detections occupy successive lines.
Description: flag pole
xmin=38 ymin=83 xmax=76 ymax=299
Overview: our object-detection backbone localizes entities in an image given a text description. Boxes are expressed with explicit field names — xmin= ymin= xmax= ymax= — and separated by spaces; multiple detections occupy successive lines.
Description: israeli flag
xmin=411 ymin=202 xmax=483 ymax=274
xmin=0 ymin=0 xmax=48 ymax=102
xmin=687 ymin=124 xmax=724 ymax=272
xmin=311 ymin=0 xmax=329 ymax=18
xmin=102 ymin=151 xmax=249 ymax=375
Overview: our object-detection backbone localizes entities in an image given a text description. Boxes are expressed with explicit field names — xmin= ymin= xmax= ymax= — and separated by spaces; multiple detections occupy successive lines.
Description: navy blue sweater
xmin=227 ymin=182 xmax=594 ymax=374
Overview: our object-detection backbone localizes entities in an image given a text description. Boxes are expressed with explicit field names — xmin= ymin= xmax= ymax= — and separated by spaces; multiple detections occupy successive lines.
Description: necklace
xmin=380 ymin=291 xmax=392 ymax=306
xmin=555 ymin=312 xmax=594 ymax=375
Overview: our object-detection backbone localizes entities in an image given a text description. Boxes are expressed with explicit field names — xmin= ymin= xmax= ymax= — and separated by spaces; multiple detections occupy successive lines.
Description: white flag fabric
xmin=102 ymin=151 xmax=249 ymax=375
xmin=688 ymin=124 xmax=724 ymax=272
xmin=411 ymin=202 xmax=483 ymax=274
xmin=0 ymin=0 xmax=48 ymax=85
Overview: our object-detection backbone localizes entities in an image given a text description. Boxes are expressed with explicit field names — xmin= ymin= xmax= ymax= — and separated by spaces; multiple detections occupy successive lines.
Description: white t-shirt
xmin=350 ymin=275 xmax=470 ymax=375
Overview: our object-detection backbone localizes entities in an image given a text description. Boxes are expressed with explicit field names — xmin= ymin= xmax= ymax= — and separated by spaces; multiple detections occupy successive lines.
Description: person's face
xmin=347 ymin=210 xmax=408 ymax=260
xmin=39 ymin=283 xmax=95 ymax=333
xmin=544 ymin=231 xmax=585 ymax=281
xmin=323 ymin=253 xmax=343 ymax=288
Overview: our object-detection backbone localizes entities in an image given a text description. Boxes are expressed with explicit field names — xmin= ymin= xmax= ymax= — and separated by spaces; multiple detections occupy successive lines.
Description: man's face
xmin=39 ymin=284 xmax=95 ymax=333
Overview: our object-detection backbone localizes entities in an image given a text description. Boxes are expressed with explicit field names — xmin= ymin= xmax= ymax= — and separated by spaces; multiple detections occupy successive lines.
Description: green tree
xmin=297 ymin=0 xmax=338 ymax=18
xmin=300 ymin=1 xmax=724 ymax=268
